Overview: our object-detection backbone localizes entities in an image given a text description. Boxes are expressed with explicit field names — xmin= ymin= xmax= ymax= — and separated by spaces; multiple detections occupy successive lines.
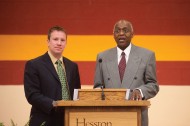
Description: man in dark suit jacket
xmin=94 ymin=20 xmax=159 ymax=126
xmin=24 ymin=26 xmax=81 ymax=126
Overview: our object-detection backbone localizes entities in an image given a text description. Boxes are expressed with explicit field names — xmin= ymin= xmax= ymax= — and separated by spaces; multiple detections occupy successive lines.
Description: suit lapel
xmin=106 ymin=48 xmax=122 ymax=87
xmin=42 ymin=52 xmax=60 ymax=82
xmin=63 ymin=57 xmax=74 ymax=96
xmin=121 ymin=45 xmax=141 ymax=88
xmin=63 ymin=57 xmax=71 ymax=85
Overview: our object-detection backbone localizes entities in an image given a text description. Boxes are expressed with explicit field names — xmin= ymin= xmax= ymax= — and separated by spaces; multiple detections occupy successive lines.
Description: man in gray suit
xmin=94 ymin=19 xmax=159 ymax=126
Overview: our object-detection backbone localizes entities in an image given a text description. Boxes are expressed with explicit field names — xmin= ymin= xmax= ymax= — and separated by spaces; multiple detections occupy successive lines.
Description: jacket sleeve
xmin=24 ymin=61 xmax=54 ymax=114
xmin=139 ymin=52 xmax=160 ymax=99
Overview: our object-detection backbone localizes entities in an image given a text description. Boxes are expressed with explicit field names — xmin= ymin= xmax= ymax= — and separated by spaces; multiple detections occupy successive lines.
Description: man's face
xmin=113 ymin=21 xmax=133 ymax=50
xmin=47 ymin=30 xmax=67 ymax=57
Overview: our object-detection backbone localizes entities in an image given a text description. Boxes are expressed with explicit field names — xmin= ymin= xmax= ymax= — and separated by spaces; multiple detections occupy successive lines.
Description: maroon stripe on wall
xmin=0 ymin=0 xmax=190 ymax=35
xmin=0 ymin=61 xmax=190 ymax=85
xmin=0 ymin=61 xmax=26 ymax=85
xmin=157 ymin=61 xmax=190 ymax=85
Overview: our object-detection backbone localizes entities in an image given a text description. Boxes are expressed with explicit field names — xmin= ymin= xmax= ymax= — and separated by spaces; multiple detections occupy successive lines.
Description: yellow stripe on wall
xmin=0 ymin=35 xmax=190 ymax=61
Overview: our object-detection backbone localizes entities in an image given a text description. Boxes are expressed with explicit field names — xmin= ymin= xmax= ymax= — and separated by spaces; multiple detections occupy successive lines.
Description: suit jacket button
xmin=134 ymin=77 xmax=137 ymax=80
xmin=108 ymin=78 xmax=110 ymax=80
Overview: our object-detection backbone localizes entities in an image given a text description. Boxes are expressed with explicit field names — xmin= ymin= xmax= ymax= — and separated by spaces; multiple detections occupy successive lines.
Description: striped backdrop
xmin=0 ymin=0 xmax=190 ymax=85
xmin=1 ymin=1 xmax=190 ymax=126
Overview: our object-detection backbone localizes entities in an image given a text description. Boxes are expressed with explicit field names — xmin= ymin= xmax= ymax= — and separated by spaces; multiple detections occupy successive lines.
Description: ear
xmin=131 ymin=32 xmax=134 ymax=38
xmin=47 ymin=39 xmax=50 ymax=47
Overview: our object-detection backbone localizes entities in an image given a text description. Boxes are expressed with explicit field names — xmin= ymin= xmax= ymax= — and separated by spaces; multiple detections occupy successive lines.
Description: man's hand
xmin=130 ymin=89 xmax=142 ymax=100
xmin=52 ymin=101 xmax=57 ymax=107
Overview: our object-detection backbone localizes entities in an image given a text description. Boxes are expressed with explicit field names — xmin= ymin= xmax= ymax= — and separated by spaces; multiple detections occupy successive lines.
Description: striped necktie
xmin=56 ymin=60 xmax=70 ymax=100
xmin=118 ymin=52 xmax=126 ymax=82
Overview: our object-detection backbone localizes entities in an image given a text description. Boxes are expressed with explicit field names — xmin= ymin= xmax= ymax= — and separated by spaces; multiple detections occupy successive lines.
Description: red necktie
xmin=118 ymin=52 xmax=126 ymax=82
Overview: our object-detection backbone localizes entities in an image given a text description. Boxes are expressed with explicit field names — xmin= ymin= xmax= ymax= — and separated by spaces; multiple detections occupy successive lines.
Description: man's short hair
xmin=48 ymin=25 xmax=67 ymax=40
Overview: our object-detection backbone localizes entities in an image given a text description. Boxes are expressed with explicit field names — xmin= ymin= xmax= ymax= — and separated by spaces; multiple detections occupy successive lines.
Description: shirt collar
xmin=117 ymin=43 xmax=132 ymax=58
xmin=48 ymin=51 xmax=63 ymax=64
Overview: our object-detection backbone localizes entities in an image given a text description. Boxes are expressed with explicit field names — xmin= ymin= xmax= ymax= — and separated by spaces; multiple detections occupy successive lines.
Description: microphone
xmin=94 ymin=58 xmax=105 ymax=100
xmin=98 ymin=58 xmax=105 ymax=100
xmin=98 ymin=58 xmax=102 ymax=63
xmin=101 ymin=84 xmax=105 ymax=100
xmin=94 ymin=58 xmax=104 ymax=88
xmin=94 ymin=83 xmax=105 ymax=100
xmin=98 ymin=58 xmax=103 ymax=85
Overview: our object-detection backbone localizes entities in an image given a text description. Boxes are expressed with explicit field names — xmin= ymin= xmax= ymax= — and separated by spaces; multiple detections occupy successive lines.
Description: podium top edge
xmin=78 ymin=89 xmax=128 ymax=92
xmin=56 ymin=100 xmax=151 ymax=107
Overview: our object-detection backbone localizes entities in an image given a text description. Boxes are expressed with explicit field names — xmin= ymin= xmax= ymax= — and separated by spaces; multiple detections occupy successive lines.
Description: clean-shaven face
xmin=48 ymin=30 xmax=67 ymax=57
xmin=113 ymin=20 xmax=133 ymax=50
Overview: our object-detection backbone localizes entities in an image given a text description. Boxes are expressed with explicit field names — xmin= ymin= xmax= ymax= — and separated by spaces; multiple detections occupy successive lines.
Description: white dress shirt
xmin=116 ymin=43 xmax=144 ymax=98
xmin=117 ymin=43 xmax=131 ymax=64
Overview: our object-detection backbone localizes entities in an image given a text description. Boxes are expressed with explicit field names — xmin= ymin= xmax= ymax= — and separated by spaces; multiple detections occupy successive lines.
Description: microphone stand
xmin=101 ymin=85 xmax=105 ymax=100
xmin=99 ymin=58 xmax=105 ymax=100
xmin=94 ymin=58 xmax=106 ymax=100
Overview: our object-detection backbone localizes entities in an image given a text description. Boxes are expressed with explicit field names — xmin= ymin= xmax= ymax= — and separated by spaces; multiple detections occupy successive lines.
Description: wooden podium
xmin=56 ymin=89 xmax=150 ymax=126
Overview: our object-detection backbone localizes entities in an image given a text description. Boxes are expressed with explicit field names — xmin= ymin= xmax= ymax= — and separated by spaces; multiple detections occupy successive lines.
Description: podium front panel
xmin=64 ymin=106 xmax=141 ymax=126
xmin=69 ymin=112 xmax=137 ymax=126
